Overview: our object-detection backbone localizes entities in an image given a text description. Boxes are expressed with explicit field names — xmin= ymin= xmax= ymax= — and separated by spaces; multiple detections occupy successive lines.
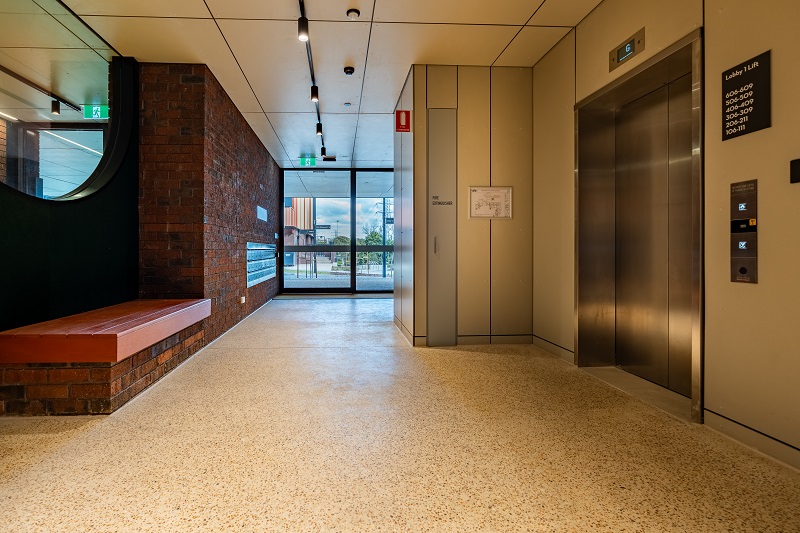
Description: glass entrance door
xmin=282 ymin=169 xmax=393 ymax=293
xmin=355 ymin=171 xmax=394 ymax=291
xmin=283 ymin=170 xmax=352 ymax=291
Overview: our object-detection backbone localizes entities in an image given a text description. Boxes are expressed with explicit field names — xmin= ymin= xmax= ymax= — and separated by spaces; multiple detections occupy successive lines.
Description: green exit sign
xmin=299 ymin=157 xmax=316 ymax=167
xmin=83 ymin=105 xmax=109 ymax=119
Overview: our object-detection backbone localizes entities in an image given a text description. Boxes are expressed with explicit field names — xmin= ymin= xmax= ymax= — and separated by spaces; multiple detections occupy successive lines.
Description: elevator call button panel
xmin=730 ymin=179 xmax=757 ymax=283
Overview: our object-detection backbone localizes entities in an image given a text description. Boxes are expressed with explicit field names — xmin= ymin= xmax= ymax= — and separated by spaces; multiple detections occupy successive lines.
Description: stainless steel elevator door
xmin=615 ymin=77 xmax=692 ymax=396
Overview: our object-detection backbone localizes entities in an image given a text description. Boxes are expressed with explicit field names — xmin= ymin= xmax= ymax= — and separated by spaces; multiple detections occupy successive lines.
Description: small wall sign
xmin=395 ymin=110 xmax=411 ymax=132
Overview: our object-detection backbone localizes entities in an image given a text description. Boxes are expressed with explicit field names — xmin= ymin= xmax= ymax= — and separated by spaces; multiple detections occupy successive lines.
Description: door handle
xmin=434 ymin=236 xmax=439 ymax=255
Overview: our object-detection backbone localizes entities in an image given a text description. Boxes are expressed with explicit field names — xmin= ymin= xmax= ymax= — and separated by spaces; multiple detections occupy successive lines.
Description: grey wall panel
xmin=668 ymin=74 xmax=693 ymax=397
xmin=413 ymin=65 xmax=427 ymax=338
xmin=396 ymin=67 xmax=415 ymax=336
xmin=427 ymin=108 xmax=458 ymax=346
xmin=490 ymin=68 xmax=533 ymax=336
xmin=457 ymin=66 xmax=491 ymax=336
xmin=576 ymin=109 xmax=616 ymax=366
xmin=394 ymin=125 xmax=402 ymax=323
xmin=615 ymin=86 xmax=670 ymax=387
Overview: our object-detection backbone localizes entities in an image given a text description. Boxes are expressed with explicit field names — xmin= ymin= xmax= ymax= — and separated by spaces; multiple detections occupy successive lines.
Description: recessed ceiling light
xmin=344 ymin=102 xmax=352 ymax=107
xmin=346 ymin=8 xmax=360 ymax=20
xmin=344 ymin=66 xmax=355 ymax=76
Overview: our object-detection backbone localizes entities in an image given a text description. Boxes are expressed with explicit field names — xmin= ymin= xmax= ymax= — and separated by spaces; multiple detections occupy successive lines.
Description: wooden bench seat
xmin=0 ymin=299 xmax=211 ymax=364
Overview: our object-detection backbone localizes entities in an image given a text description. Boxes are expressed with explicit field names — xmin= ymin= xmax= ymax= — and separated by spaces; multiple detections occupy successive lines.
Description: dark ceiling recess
xmin=297 ymin=0 xmax=330 ymax=160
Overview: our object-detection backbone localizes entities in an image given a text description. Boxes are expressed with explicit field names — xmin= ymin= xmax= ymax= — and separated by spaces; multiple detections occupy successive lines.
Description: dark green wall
xmin=0 ymin=58 xmax=139 ymax=331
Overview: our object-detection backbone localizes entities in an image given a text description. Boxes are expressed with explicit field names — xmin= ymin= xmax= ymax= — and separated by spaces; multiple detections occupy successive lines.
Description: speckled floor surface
xmin=1 ymin=298 xmax=799 ymax=532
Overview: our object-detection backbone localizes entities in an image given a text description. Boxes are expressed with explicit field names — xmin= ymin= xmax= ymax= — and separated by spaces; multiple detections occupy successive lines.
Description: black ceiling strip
xmin=299 ymin=0 xmax=324 ymax=150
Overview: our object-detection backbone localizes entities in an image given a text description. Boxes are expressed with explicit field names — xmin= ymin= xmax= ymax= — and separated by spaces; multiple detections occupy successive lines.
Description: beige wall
xmin=704 ymin=0 xmax=800 ymax=450
xmin=532 ymin=31 xmax=576 ymax=358
xmin=401 ymin=65 xmax=534 ymax=344
xmin=575 ymin=0 xmax=702 ymax=102
xmin=457 ymin=67 xmax=491 ymax=337
xmin=490 ymin=68 xmax=533 ymax=339
xmin=395 ymin=0 xmax=800 ymax=461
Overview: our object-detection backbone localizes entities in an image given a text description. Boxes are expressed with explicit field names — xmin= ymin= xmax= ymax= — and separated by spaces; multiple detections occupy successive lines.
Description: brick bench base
xmin=0 ymin=323 xmax=204 ymax=416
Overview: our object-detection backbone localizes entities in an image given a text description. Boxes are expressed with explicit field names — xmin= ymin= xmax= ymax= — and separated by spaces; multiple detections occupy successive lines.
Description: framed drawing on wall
xmin=469 ymin=186 xmax=512 ymax=219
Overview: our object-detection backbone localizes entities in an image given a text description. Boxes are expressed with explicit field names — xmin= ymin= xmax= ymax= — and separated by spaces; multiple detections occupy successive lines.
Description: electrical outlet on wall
xmin=240 ymin=296 xmax=246 ymax=304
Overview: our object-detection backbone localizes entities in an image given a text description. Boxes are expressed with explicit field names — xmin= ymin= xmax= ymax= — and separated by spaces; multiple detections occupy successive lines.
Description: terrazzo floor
xmin=1 ymin=298 xmax=799 ymax=532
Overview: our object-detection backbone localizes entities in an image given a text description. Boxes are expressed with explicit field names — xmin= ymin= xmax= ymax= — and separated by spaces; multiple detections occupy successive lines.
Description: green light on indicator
xmin=83 ymin=105 xmax=109 ymax=119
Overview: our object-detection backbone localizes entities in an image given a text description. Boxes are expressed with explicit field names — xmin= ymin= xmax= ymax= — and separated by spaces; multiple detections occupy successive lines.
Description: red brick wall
xmin=203 ymin=66 xmax=281 ymax=339
xmin=139 ymin=65 xmax=206 ymax=299
xmin=139 ymin=64 xmax=281 ymax=342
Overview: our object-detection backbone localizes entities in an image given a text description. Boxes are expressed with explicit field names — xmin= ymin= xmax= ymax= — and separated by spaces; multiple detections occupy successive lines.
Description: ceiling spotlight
xmin=346 ymin=8 xmax=360 ymax=20
xmin=310 ymin=85 xmax=319 ymax=102
xmin=316 ymin=122 xmax=323 ymax=136
xmin=51 ymin=99 xmax=61 ymax=115
xmin=343 ymin=102 xmax=352 ymax=107
xmin=343 ymin=66 xmax=355 ymax=76
xmin=298 ymin=16 xmax=309 ymax=42
xmin=321 ymin=146 xmax=327 ymax=157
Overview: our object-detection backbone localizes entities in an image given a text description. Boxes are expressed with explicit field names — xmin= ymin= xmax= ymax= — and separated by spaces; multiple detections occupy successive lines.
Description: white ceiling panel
xmin=0 ymin=48 xmax=109 ymax=105
xmin=356 ymin=171 xmax=394 ymax=197
xmin=206 ymin=0 xmax=375 ymax=22
xmin=268 ymin=112 xmax=358 ymax=165
xmin=0 ymin=0 xmax=42 ymax=14
xmin=299 ymin=21 xmax=370 ymax=113
xmin=493 ymin=26 xmax=571 ymax=67
xmin=218 ymin=19 xmax=313 ymax=113
xmin=353 ymin=114 xmax=393 ymax=163
xmin=284 ymin=170 xmax=351 ymax=198
xmin=530 ymin=0 xmax=604 ymax=27
xmin=266 ymin=112 xmax=320 ymax=162
xmin=63 ymin=0 xmax=211 ymax=18
xmin=360 ymin=22 xmax=519 ymax=113
xmin=2 ymin=0 xmax=608 ymax=170
xmin=79 ymin=16 xmax=261 ymax=113
xmin=354 ymin=160 xmax=395 ymax=169
xmin=0 ymin=12 xmax=89 ymax=48
xmin=374 ymin=0 xmax=543 ymax=25
xmin=242 ymin=112 xmax=290 ymax=164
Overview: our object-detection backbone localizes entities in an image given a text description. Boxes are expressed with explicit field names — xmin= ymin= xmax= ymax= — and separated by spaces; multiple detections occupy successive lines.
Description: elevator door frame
xmin=575 ymin=30 xmax=704 ymax=422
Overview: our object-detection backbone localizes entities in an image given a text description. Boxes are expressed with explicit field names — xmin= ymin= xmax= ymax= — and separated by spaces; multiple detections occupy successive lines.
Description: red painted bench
xmin=0 ymin=299 xmax=211 ymax=364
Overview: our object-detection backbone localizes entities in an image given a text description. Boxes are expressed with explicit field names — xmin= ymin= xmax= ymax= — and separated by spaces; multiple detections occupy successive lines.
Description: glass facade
xmin=282 ymin=169 xmax=393 ymax=293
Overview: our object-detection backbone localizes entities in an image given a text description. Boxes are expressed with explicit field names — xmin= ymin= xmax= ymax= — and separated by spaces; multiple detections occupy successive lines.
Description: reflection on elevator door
xmin=615 ymin=75 xmax=692 ymax=397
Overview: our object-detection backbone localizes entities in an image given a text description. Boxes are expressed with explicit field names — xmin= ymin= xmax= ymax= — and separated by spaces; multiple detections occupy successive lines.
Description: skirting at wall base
xmin=532 ymin=336 xmax=574 ymax=363
xmin=705 ymin=410 xmax=800 ymax=472
xmin=457 ymin=335 xmax=534 ymax=345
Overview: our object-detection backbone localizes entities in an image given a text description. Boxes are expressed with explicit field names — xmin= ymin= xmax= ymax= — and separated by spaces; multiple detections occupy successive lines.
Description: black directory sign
xmin=722 ymin=51 xmax=771 ymax=141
